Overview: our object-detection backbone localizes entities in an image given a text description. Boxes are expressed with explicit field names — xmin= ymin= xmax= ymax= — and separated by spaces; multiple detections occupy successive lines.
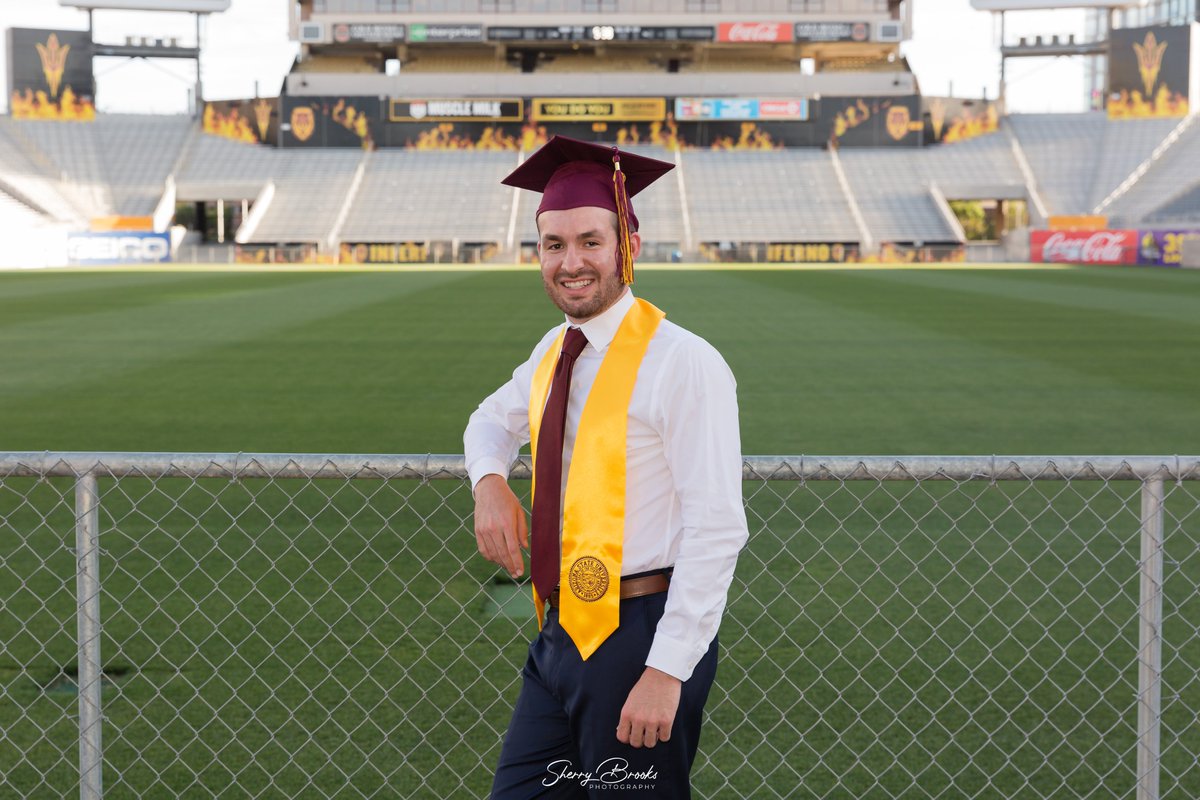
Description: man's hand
xmin=616 ymin=667 xmax=682 ymax=748
xmin=473 ymin=474 xmax=528 ymax=578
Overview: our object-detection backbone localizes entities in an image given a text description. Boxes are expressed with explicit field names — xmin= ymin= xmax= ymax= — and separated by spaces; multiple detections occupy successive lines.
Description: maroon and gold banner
xmin=701 ymin=241 xmax=964 ymax=263
xmin=1108 ymin=25 xmax=1190 ymax=118
xmin=6 ymin=28 xmax=94 ymax=120
xmin=281 ymin=96 xmax=378 ymax=148
xmin=824 ymin=95 xmax=923 ymax=147
xmin=922 ymin=97 xmax=999 ymax=145
xmin=203 ymin=98 xmax=279 ymax=145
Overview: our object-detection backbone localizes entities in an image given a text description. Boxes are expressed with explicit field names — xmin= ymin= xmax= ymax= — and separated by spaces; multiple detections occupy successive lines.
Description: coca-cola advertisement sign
xmin=1030 ymin=230 xmax=1137 ymax=264
xmin=717 ymin=22 xmax=794 ymax=43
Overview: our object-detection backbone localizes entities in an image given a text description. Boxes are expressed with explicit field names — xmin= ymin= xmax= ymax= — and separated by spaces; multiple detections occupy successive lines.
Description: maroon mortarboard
xmin=502 ymin=136 xmax=674 ymax=283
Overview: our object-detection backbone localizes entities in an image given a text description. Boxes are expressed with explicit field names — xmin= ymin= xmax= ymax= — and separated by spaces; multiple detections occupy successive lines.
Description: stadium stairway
xmin=1007 ymin=113 xmax=1185 ymax=218
xmin=1100 ymin=115 xmax=1200 ymax=227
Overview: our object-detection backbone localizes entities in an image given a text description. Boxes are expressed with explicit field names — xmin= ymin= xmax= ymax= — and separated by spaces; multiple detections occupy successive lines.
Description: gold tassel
xmin=612 ymin=150 xmax=635 ymax=284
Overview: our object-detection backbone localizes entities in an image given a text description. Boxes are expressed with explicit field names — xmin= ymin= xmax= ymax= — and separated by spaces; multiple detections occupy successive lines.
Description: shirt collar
xmin=569 ymin=288 xmax=634 ymax=354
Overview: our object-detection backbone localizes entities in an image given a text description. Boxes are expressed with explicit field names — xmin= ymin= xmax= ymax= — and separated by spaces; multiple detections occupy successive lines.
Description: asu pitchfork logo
xmin=36 ymin=33 xmax=70 ymax=98
xmin=1134 ymin=31 xmax=1168 ymax=98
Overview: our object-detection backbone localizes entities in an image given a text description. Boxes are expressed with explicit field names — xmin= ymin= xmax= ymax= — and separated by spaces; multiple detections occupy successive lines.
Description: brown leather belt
xmin=547 ymin=572 xmax=670 ymax=609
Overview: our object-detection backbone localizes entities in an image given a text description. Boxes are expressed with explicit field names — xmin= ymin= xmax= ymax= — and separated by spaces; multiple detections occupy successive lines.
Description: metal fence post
xmin=75 ymin=472 xmax=103 ymax=800
xmin=1137 ymin=477 xmax=1165 ymax=800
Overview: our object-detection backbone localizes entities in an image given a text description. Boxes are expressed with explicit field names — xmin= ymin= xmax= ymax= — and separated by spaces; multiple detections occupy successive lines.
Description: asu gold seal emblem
xmin=568 ymin=556 xmax=609 ymax=602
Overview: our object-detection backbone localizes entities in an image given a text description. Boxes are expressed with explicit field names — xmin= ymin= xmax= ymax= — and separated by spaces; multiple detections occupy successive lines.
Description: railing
xmin=1 ymin=453 xmax=1197 ymax=798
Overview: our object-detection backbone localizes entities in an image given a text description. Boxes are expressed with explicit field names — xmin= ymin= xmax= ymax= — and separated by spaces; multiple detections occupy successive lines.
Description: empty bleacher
xmin=1144 ymin=181 xmax=1200 ymax=225
xmin=684 ymin=149 xmax=860 ymax=243
xmin=176 ymin=132 xmax=280 ymax=202
xmin=0 ymin=117 xmax=88 ymax=224
xmin=2 ymin=109 xmax=1194 ymax=260
xmin=244 ymin=149 xmax=363 ymax=243
xmin=1007 ymin=113 xmax=1182 ymax=216
xmin=839 ymin=149 xmax=960 ymax=242
xmin=1105 ymin=120 xmax=1200 ymax=227
xmin=920 ymin=130 xmax=1025 ymax=199
xmin=96 ymin=115 xmax=192 ymax=215
xmin=1006 ymin=113 xmax=1107 ymax=215
xmin=340 ymin=149 xmax=516 ymax=242
xmin=8 ymin=118 xmax=113 ymax=219
xmin=0 ymin=114 xmax=192 ymax=219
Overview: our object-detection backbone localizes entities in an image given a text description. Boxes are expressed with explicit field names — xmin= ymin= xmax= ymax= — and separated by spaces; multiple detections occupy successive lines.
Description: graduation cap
xmin=502 ymin=136 xmax=674 ymax=284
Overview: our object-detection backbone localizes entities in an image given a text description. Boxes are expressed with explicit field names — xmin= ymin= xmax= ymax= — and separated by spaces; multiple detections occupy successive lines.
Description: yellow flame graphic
xmin=253 ymin=99 xmax=273 ymax=141
xmin=35 ymin=33 xmax=71 ymax=99
xmin=1133 ymin=32 xmax=1168 ymax=98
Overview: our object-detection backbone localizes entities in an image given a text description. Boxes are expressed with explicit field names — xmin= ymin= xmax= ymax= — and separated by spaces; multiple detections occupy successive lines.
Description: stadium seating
xmin=4 ymin=111 xmax=1197 ymax=257
xmin=176 ymin=132 xmax=280 ymax=202
xmin=96 ymin=115 xmax=192 ymax=215
xmin=839 ymin=149 xmax=961 ymax=243
xmin=683 ymin=149 xmax=860 ymax=243
xmin=0 ymin=118 xmax=88 ymax=224
xmin=340 ymin=149 xmax=517 ymax=242
xmin=243 ymin=149 xmax=363 ymax=243
xmin=1006 ymin=113 xmax=1184 ymax=216
xmin=1104 ymin=119 xmax=1200 ymax=227
xmin=1145 ymin=182 xmax=1200 ymax=225
xmin=7 ymin=118 xmax=112 ymax=219
xmin=920 ymin=130 xmax=1025 ymax=199
xmin=0 ymin=114 xmax=191 ymax=219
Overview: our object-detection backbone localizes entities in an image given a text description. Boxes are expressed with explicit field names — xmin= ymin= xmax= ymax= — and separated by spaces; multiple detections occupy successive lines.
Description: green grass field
xmin=1 ymin=265 xmax=1199 ymax=797
xmin=1 ymin=264 xmax=1198 ymax=454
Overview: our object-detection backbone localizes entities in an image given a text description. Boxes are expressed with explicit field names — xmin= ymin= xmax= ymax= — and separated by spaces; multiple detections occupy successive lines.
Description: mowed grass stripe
xmin=0 ymin=271 xmax=476 ymax=402
xmin=658 ymin=269 xmax=1197 ymax=454
xmin=1 ymin=268 xmax=1199 ymax=455
xmin=851 ymin=266 xmax=1200 ymax=327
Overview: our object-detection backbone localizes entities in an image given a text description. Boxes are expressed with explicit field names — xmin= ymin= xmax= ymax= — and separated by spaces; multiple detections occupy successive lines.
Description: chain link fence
xmin=1 ymin=453 xmax=1197 ymax=799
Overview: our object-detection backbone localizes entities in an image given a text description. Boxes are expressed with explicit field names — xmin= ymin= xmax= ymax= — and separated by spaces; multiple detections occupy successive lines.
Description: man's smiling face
xmin=537 ymin=205 xmax=640 ymax=323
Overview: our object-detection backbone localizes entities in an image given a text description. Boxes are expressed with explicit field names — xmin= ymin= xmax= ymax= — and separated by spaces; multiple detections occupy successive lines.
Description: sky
xmin=0 ymin=0 xmax=1090 ymax=115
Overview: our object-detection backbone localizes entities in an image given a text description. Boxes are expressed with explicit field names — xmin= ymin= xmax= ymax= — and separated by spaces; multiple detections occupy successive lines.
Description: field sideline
xmin=0 ymin=263 xmax=1197 ymax=456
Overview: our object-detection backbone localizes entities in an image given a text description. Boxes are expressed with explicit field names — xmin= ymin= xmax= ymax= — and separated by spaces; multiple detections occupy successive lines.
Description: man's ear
xmin=629 ymin=231 xmax=642 ymax=261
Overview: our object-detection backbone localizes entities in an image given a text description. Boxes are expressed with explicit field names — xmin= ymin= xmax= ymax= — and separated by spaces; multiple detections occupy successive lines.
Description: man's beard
xmin=543 ymin=267 xmax=624 ymax=321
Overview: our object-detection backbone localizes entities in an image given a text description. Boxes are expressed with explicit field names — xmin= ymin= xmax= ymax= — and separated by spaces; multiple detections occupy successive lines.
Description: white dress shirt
xmin=464 ymin=289 xmax=748 ymax=681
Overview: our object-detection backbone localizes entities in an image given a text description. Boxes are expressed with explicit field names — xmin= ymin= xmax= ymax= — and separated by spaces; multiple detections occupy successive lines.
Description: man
xmin=465 ymin=136 xmax=747 ymax=798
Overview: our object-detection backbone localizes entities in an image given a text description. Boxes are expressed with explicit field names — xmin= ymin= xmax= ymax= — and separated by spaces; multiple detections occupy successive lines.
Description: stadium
xmin=1 ymin=0 xmax=1199 ymax=798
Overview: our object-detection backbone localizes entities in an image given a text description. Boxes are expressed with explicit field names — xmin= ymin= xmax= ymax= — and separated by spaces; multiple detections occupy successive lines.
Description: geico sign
xmin=68 ymin=235 xmax=170 ymax=263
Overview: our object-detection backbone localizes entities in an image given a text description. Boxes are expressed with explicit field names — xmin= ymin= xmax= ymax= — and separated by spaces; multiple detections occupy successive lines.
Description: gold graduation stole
xmin=528 ymin=297 xmax=665 ymax=659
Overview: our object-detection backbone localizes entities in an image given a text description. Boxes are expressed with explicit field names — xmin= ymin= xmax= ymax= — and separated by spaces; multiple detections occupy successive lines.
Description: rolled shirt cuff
xmin=645 ymin=633 xmax=704 ymax=683
xmin=468 ymin=457 xmax=511 ymax=492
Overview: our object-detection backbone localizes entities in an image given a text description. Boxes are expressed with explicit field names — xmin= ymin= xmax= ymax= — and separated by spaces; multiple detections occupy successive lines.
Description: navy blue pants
xmin=491 ymin=591 xmax=719 ymax=799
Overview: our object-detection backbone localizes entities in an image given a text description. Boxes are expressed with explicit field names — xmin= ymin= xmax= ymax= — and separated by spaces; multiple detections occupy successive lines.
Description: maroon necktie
xmin=531 ymin=327 xmax=589 ymax=601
